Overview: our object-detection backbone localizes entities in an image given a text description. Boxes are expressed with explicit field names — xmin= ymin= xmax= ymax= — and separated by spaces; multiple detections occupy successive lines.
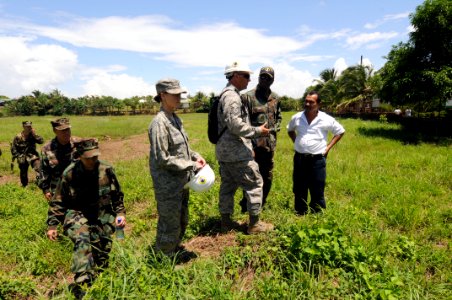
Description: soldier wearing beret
xmin=37 ymin=118 xmax=79 ymax=201
xmin=47 ymin=138 xmax=126 ymax=298
xmin=11 ymin=121 xmax=44 ymax=187
xmin=148 ymin=78 xmax=206 ymax=262
xmin=239 ymin=66 xmax=282 ymax=212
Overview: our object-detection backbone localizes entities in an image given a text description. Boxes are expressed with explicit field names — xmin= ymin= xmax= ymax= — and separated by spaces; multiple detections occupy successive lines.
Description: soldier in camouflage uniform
xmin=37 ymin=118 xmax=79 ymax=201
xmin=148 ymin=78 xmax=206 ymax=260
xmin=239 ymin=67 xmax=282 ymax=212
xmin=216 ymin=61 xmax=274 ymax=234
xmin=47 ymin=138 xmax=126 ymax=297
xmin=11 ymin=121 xmax=44 ymax=187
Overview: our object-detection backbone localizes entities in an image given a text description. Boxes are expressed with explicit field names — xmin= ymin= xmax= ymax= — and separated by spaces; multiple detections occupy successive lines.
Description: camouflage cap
xmin=75 ymin=138 xmax=100 ymax=158
xmin=22 ymin=121 xmax=32 ymax=127
xmin=154 ymin=78 xmax=187 ymax=102
xmin=51 ymin=118 xmax=71 ymax=130
xmin=259 ymin=66 xmax=274 ymax=78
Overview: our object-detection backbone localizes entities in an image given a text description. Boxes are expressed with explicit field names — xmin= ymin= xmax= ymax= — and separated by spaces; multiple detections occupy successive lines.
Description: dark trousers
xmin=240 ymin=148 xmax=274 ymax=210
xmin=18 ymin=159 xmax=40 ymax=187
xmin=292 ymin=152 xmax=326 ymax=214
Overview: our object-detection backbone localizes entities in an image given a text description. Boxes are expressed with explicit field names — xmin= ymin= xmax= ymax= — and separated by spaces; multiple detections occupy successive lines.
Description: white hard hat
xmin=188 ymin=164 xmax=215 ymax=192
xmin=224 ymin=61 xmax=253 ymax=75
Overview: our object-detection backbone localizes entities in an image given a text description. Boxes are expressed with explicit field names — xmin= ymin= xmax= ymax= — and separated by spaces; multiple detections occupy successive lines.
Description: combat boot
xmin=247 ymin=215 xmax=274 ymax=234
xmin=220 ymin=214 xmax=240 ymax=233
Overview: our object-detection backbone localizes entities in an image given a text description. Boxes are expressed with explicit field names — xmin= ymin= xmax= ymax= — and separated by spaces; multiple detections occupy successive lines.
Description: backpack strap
xmin=217 ymin=89 xmax=234 ymax=142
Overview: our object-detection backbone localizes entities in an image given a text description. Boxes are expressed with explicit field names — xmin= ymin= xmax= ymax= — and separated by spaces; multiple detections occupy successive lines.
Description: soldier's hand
xmin=259 ymin=123 xmax=270 ymax=136
xmin=115 ymin=216 xmax=126 ymax=227
xmin=47 ymin=229 xmax=58 ymax=241
xmin=44 ymin=192 xmax=52 ymax=201
xmin=195 ymin=157 xmax=206 ymax=171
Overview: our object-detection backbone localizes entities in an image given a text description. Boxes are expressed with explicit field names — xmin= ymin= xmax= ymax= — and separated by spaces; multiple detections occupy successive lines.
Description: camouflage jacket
xmin=37 ymin=137 xmax=79 ymax=195
xmin=216 ymin=84 xmax=263 ymax=162
xmin=47 ymin=160 xmax=125 ymax=228
xmin=242 ymin=88 xmax=282 ymax=152
xmin=11 ymin=132 xmax=44 ymax=161
xmin=148 ymin=108 xmax=201 ymax=194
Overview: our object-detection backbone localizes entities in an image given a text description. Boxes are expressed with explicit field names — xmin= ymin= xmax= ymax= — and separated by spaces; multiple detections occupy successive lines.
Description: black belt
xmin=295 ymin=152 xmax=324 ymax=159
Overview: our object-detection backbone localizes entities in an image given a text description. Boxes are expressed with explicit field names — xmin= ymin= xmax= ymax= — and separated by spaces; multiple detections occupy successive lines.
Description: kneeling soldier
xmin=46 ymin=138 xmax=126 ymax=298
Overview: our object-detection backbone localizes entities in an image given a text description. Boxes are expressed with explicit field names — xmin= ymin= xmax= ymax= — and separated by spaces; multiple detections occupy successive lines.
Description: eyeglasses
xmin=236 ymin=73 xmax=250 ymax=80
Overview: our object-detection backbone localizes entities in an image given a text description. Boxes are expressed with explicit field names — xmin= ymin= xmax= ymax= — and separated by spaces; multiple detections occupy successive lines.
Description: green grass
xmin=0 ymin=113 xmax=450 ymax=299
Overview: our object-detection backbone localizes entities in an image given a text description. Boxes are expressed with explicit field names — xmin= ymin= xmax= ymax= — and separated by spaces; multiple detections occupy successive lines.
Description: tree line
xmin=1 ymin=0 xmax=450 ymax=117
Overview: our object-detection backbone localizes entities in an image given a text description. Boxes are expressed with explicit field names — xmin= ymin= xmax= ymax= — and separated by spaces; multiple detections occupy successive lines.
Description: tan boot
xmin=247 ymin=215 xmax=274 ymax=234
xmin=220 ymin=214 xmax=239 ymax=233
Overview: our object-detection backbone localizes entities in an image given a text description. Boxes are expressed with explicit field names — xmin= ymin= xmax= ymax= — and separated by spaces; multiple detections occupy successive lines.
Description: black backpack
xmin=207 ymin=91 xmax=227 ymax=144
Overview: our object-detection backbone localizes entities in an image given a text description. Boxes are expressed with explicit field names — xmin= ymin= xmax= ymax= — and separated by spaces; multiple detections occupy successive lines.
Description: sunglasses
xmin=236 ymin=73 xmax=250 ymax=80
xmin=259 ymin=74 xmax=273 ymax=80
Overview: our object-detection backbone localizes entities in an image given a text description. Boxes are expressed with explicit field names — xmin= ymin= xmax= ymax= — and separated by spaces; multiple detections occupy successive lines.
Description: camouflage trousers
xmin=63 ymin=210 xmax=113 ymax=284
xmin=155 ymin=188 xmax=189 ymax=255
xmin=18 ymin=157 xmax=40 ymax=187
xmin=219 ymin=160 xmax=263 ymax=216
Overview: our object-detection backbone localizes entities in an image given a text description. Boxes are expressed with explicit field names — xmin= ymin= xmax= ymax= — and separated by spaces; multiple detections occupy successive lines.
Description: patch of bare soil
xmin=183 ymin=232 xmax=239 ymax=259
xmin=0 ymin=173 xmax=16 ymax=185
xmin=98 ymin=133 xmax=149 ymax=163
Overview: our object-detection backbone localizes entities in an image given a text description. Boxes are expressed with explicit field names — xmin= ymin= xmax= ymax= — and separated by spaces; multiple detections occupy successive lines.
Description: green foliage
xmin=379 ymin=114 xmax=388 ymax=123
xmin=379 ymin=0 xmax=452 ymax=111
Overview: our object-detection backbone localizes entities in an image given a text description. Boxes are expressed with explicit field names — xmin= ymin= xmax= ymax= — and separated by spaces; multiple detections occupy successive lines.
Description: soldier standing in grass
xmin=148 ymin=78 xmax=206 ymax=262
xmin=216 ymin=61 xmax=274 ymax=234
xmin=46 ymin=138 xmax=126 ymax=298
xmin=11 ymin=121 xmax=44 ymax=187
xmin=239 ymin=66 xmax=282 ymax=213
xmin=37 ymin=118 xmax=79 ymax=201
xmin=287 ymin=91 xmax=345 ymax=215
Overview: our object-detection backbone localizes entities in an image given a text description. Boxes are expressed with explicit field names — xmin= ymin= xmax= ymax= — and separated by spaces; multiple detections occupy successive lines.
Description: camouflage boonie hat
xmin=75 ymin=138 xmax=100 ymax=158
xmin=259 ymin=66 xmax=274 ymax=78
xmin=22 ymin=121 xmax=32 ymax=126
xmin=51 ymin=118 xmax=71 ymax=130
xmin=154 ymin=78 xmax=187 ymax=102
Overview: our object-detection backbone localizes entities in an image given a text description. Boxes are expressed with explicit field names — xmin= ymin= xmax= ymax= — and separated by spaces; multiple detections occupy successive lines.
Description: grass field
xmin=0 ymin=113 xmax=450 ymax=299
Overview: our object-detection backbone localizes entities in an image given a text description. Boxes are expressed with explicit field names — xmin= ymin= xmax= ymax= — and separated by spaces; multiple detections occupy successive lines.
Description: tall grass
xmin=0 ymin=113 xmax=450 ymax=299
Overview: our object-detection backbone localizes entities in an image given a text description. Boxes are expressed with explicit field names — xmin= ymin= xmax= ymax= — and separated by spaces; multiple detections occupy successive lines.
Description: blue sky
xmin=0 ymin=0 xmax=424 ymax=99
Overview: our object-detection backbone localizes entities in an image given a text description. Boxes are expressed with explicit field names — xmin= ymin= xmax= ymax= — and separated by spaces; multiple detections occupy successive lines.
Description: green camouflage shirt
xmin=37 ymin=137 xmax=79 ymax=195
xmin=241 ymin=87 xmax=282 ymax=152
xmin=47 ymin=160 xmax=125 ymax=228
xmin=11 ymin=131 xmax=44 ymax=162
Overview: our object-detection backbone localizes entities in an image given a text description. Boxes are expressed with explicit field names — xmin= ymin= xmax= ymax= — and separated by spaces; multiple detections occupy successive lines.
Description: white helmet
xmin=188 ymin=164 xmax=215 ymax=192
xmin=224 ymin=61 xmax=253 ymax=75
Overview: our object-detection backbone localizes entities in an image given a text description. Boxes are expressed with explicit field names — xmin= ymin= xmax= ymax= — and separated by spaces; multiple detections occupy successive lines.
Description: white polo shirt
xmin=287 ymin=111 xmax=345 ymax=154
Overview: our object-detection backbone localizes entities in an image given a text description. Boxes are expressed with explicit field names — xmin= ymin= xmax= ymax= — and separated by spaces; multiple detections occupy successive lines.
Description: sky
xmin=0 ymin=0 xmax=425 ymax=99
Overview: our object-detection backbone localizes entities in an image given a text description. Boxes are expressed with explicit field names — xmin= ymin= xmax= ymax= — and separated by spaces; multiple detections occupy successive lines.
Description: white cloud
xmin=334 ymin=58 xmax=348 ymax=75
xmin=364 ymin=12 xmax=410 ymax=29
xmin=0 ymin=36 xmax=77 ymax=97
xmin=251 ymin=62 xmax=314 ymax=98
xmin=14 ymin=16 xmax=304 ymax=68
xmin=345 ymin=31 xmax=398 ymax=49
xmin=81 ymin=71 xmax=154 ymax=98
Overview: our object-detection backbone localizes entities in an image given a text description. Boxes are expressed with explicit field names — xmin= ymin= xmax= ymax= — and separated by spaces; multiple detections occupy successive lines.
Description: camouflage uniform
xmin=241 ymin=87 xmax=282 ymax=207
xmin=11 ymin=126 xmax=44 ymax=187
xmin=148 ymin=108 xmax=201 ymax=255
xmin=47 ymin=159 xmax=125 ymax=285
xmin=37 ymin=136 xmax=79 ymax=198
xmin=216 ymin=83 xmax=265 ymax=216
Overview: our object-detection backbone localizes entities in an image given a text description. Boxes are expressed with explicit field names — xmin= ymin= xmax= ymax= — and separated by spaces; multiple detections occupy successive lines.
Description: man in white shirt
xmin=287 ymin=91 xmax=345 ymax=215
